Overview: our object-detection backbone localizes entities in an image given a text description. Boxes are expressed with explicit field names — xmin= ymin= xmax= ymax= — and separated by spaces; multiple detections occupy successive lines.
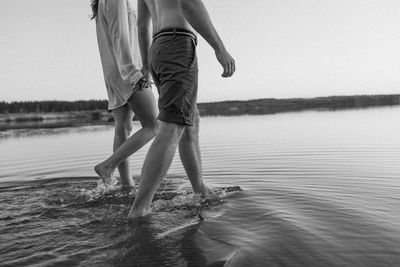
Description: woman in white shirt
xmin=91 ymin=0 xmax=158 ymax=189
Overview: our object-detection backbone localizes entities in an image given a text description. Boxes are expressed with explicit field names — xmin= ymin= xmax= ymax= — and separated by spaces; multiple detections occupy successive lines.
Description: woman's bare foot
xmin=94 ymin=162 xmax=114 ymax=186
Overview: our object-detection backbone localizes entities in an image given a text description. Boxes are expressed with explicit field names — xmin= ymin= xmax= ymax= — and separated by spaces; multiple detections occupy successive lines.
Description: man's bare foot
xmin=197 ymin=184 xmax=216 ymax=198
xmin=127 ymin=204 xmax=152 ymax=220
xmin=94 ymin=162 xmax=114 ymax=186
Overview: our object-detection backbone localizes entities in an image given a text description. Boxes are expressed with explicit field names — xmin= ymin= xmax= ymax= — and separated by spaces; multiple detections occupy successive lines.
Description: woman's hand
xmin=141 ymin=68 xmax=153 ymax=84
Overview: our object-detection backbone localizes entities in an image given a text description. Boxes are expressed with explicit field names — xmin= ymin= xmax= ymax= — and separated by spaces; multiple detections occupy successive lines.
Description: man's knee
xmin=155 ymin=121 xmax=185 ymax=142
xmin=180 ymin=126 xmax=198 ymax=144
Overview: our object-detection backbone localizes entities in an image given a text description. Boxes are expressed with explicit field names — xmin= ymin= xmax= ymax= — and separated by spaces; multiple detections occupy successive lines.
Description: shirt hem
xmin=107 ymin=91 xmax=134 ymax=111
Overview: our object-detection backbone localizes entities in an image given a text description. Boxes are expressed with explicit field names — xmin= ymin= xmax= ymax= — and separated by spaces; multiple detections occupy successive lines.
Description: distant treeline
xmin=1 ymin=94 xmax=399 ymax=115
xmin=197 ymin=94 xmax=400 ymax=116
xmin=0 ymin=100 xmax=108 ymax=114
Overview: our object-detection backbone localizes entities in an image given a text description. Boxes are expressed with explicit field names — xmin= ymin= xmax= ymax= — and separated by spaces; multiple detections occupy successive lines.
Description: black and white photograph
xmin=1 ymin=0 xmax=400 ymax=266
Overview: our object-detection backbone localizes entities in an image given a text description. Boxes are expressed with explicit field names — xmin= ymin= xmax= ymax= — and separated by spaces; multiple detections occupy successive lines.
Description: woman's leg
xmin=95 ymin=88 xmax=158 ymax=187
xmin=113 ymin=105 xmax=135 ymax=187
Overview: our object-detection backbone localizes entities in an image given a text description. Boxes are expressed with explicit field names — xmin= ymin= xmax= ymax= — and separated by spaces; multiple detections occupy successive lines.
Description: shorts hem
xmin=158 ymin=111 xmax=193 ymax=126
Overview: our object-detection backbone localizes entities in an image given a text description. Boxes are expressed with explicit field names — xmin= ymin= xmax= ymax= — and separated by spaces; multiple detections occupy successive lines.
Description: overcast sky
xmin=1 ymin=0 xmax=399 ymax=103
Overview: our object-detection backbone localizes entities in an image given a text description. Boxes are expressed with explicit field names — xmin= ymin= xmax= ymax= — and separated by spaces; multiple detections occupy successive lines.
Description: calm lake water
xmin=1 ymin=107 xmax=400 ymax=266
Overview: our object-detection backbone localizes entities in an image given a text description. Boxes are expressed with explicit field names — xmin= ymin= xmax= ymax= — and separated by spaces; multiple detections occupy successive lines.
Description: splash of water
xmin=74 ymin=178 xmax=238 ymax=212
xmin=81 ymin=179 xmax=129 ymax=197
xmin=152 ymin=188 xmax=229 ymax=212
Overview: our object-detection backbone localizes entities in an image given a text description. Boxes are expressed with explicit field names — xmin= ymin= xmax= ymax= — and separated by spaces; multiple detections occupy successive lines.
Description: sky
xmin=1 ymin=0 xmax=400 ymax=103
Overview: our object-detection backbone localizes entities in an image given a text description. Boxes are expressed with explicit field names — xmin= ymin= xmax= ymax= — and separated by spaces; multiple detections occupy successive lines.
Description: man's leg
xmin=128 ymin=121 xmax=185 ymax=218
xmin=95 ymin=89 xmax=158 ymax=188
xmin=178 ymin=109 xmax=213 ymax=196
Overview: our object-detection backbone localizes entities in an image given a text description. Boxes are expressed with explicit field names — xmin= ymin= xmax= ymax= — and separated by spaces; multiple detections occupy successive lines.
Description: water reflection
xmin=1 ymin=107 xmax=400 ymax=266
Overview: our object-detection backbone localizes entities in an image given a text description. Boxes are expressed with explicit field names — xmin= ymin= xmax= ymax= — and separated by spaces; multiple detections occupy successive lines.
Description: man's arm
xmin=178 ymin=0 xmax=235 ymax=77
xmin=105 ymin=0 xmax=143 ymax=87
xmin=137 ymin=0 xmax=152 ymax=81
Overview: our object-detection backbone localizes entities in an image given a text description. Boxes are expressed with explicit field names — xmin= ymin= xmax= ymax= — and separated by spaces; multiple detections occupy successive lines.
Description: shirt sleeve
xmin=105 ymin=0 xmax=143 ymax=87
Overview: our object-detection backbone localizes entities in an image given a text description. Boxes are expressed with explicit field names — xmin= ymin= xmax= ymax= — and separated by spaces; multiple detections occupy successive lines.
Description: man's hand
xmin=215 ymin=48 xmax=235 ymax=78
xmin=178 ymin=0 xmax=235 ymax=77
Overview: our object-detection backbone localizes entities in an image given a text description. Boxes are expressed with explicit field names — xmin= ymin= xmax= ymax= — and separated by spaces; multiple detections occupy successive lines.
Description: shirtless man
xmin=129 ymin=0 xmax=235 ymax=218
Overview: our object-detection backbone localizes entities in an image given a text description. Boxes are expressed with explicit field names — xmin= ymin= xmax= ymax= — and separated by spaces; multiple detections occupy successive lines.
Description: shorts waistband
xmin=153 ymin=28 xmax=197 ymax=44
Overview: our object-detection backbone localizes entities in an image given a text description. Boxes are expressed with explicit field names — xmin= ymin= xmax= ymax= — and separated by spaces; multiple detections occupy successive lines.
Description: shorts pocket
xmin=187 ymin=38 xmax=198 ymax=72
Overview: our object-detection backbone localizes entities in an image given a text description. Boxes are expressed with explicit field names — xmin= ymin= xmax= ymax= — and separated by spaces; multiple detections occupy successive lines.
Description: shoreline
xmin=197 ymin=94 xmax=400 ymax=116
xmin=0 ymin=110 xmax=114 ymax=131
xmin=1 ymin=94 xmax=399 ymax=130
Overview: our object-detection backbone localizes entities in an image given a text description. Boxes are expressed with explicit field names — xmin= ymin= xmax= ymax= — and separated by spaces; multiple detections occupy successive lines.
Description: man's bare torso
xmin=144 ymin=0 xmax=194 ymax=33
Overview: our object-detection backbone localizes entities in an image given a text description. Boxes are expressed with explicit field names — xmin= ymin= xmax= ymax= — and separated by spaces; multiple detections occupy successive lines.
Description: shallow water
xmin=1 ymin=107 xmax=400 ymax=266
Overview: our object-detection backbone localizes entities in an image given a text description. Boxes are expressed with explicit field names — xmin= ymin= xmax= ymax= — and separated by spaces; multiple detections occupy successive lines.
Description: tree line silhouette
xmin=1 ymin=94 xmax=399 ymax=115
xmin=0 ymin=100 xmax=108 ymax=114
xmin=197 ymin=94 xmax=400 ymax=116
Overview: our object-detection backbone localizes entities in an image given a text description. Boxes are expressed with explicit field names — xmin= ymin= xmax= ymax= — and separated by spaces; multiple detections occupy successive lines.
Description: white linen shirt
xmin=96 ymin=0 xmax=143 ymax=110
